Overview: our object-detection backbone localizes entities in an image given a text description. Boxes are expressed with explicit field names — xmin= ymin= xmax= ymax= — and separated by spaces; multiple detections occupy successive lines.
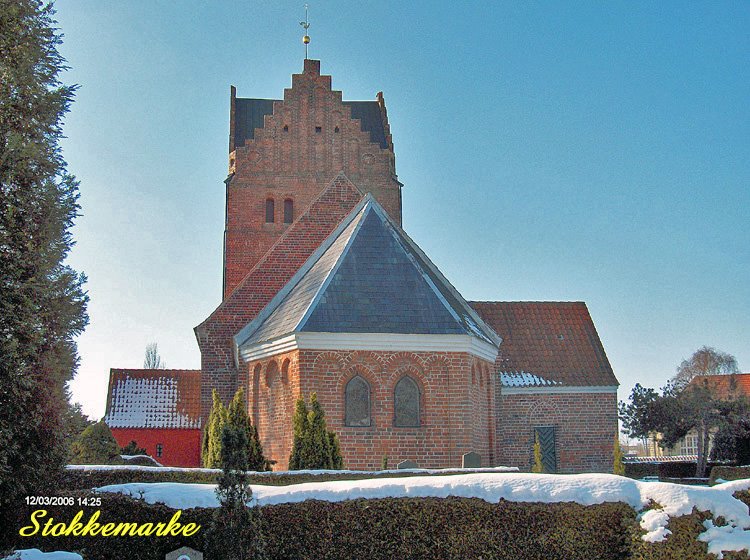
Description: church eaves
xmin=235 ymin=195 xmax=501 ymax=362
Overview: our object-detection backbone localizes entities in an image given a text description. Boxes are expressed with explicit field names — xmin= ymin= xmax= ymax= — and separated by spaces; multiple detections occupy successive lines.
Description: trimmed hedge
xmin=710 ymin=465 xmax=750 ymax=485
xmin=624 ymin=461 xmax=722 ymax=481
xmin=7 ymin=487 xmax=750 ymax=559
xmin=5 ymin=490 xmax=635 ymax=560
xmin=60 ymin=468 xmax=512 ymax=491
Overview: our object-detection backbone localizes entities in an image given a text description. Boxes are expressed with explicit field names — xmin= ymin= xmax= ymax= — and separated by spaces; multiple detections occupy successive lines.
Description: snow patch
xmin=500 ymin=371 xmax=561 ymax=387
xmin=2 ymin=550 xmax=83 ymax=560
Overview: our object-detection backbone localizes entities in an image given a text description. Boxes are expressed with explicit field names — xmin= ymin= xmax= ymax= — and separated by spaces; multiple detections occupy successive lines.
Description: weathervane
xmin=300 ymin=4 xmax=311 ymax=59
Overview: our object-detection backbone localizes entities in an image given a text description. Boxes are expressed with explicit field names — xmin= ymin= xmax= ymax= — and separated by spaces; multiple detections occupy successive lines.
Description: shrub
xmin=710 ymin=465 xmax=750 ymax=485
xmin=289 ymin=393 xmax=342 ymax=470
xmin=5 ymin=492 xmax=635 ymax=560
xmin=69 ymin=421 xmax=122 ymax=465
xmin=120 ymin=440 xmax=147 ymax=455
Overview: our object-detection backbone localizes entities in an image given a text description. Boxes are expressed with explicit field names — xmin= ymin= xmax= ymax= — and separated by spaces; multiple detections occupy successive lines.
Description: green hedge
xmin=60 ymin=468 xmax=511 ymax=491
xmin=624 ymin=461 xmax=720 ymax=481
xmin=5 ymin=490 xmax=634 ymax=560
xmin=7 ymin=488 xmax=750 ymax=559
xmin=710 ymin=465 xmax=750 ymax=485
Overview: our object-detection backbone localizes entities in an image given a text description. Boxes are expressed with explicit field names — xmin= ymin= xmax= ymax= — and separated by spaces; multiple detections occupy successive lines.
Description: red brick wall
xmin=247 ymin=349 xmax=496 ymax=471
xmin=196 ymin=175 xmax=364 ymax=419
xmin=110 ymin=428 xmax=201 ymax=467
xmin=224 ymin=59 xmax=402 ymax=298
xmin=497 ymin=392 xmax=617 ymax=473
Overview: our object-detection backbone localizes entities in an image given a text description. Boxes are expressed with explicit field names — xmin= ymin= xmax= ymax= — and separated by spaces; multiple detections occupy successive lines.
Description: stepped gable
xmin=233 ymin=98 xmax=390 ymax=151
xmin=470 ymin=301 xmax=617 ymax=387
xmin=104 ymin=369 xmax=202 ymax=429
xmin=235 ymin=195 xmax=500 ymax=352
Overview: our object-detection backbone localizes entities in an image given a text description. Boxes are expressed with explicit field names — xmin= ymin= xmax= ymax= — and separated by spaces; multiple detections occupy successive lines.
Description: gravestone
xmin=462 ymin=451 xmax=482 ymax=468
xmin=397 ymin=459 xmax=418 ymax=469
xmin=166 ymin=547 xmax=203 ymax=560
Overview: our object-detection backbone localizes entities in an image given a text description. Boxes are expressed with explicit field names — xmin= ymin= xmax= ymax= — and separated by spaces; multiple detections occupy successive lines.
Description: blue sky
xmin=55 ymin=1 xmax=749 ymax=420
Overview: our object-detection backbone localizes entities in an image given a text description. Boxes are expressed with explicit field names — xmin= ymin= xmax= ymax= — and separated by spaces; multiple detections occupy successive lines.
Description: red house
xmin=105 ymin=369 xmax=202 ymax=467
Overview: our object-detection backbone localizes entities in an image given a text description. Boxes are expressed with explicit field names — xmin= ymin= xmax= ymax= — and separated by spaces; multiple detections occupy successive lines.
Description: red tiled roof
xmin=469 ymin=301 xmax=618 ymax=387
xmin=104 ymin=369 xmax=202 ymax=429
xmin=689 ymin=373 xmax=750 ymax=398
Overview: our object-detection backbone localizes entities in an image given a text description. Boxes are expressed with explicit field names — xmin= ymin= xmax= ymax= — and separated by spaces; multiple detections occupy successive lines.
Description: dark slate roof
xmin=237 ymin=196 xmax=500 ymax=348
xmin=233 ymin=98 xmax=275 ymax=151
xmin=233 ymin=98 xmax=388 ymax=150
xmin=104 ymin=369 xmax=202 ymax=429
xmin=343 ymin=101 xmax=388 ymax=149
xmin=470 ymin=302 xmax=618 ymax=387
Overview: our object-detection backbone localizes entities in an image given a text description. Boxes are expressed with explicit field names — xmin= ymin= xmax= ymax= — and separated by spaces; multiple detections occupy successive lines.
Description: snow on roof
xmin=98 ymin=473 xmax=750 ymax=558
xmin=104 ymin=369 xmax=201 ymax=429
xmin=499 ymin=371 xmax=561 ymax=387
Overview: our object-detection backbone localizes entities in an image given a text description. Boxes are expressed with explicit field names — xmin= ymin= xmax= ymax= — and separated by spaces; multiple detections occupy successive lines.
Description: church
xmin=104 ymin=59 xmax=619 ymax=472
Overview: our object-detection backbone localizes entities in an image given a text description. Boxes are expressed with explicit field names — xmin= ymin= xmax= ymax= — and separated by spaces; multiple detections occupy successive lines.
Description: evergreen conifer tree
xmin=289 ymin=396 xmax=310 ymax=470
xmin=228 ymin=387 xmax=270 ymax=472
xmin=205 ymin=418 xmax=266 ymax=559
xmin=288 ymin=393 xmax=343 ymax=470
xmin=1 ymin=0 xmax=89 ymax=525
xmin=69 ymin=421 xmax=122 ymax=465
xmin=532 ymin=434 xmax=544 ymax=473
xmin=203 ymin=390 xmax=227 ymax=468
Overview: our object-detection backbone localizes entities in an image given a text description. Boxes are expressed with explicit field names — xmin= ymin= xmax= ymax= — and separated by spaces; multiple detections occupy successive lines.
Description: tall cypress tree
xmin=0 ymin=0 xmax=88 ymax=529
xmin=203 ymin=390 xmax=227 ymax=468
xmin=227 ymin=387 xmax=270 ymax=472
xmin=289 ymin=393 xmax=343 ymax=470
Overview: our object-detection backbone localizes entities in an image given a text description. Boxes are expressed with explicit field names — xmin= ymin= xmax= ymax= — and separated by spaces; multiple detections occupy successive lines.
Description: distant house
xmin=643 ymin=372 xmax=750 ymax=459
xmin=104 ymin=369 xmax=202 ymax=467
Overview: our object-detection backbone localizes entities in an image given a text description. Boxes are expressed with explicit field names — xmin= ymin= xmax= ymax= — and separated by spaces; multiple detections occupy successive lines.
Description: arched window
xmin=283 ymin=199 xmax=294 ymax=224
xmin=265 ymin=360 xmax=278 ymax=386
xmin=281 ymin=359 xmax=290 ymax=384
xmin=345 ymin=375 xmax=371 ymax=427
xmin=394 ymin=376 xmax=420 ymax=427
xmin=265 ymin=198 xmax=275 ymax=223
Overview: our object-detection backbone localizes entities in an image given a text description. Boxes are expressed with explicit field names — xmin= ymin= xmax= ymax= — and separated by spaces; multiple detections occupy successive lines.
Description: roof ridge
xmin=197 ymin=173 xmax=364 ymax=331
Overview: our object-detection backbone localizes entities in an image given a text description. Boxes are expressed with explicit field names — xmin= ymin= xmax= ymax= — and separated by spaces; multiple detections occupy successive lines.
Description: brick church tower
xmin=223 ymin=59 xmax=402 ymax=298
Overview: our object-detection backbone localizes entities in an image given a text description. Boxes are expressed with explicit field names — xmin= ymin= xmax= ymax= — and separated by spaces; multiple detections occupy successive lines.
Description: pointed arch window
xmin=283 ymin=198 xmax=294 ymax=224
xmin=265 ymin=198 xmax=275 ymax=223
xmin=345 ymin=375 xmax=371 ymax=427
xmin=394 ymin=376 xmax=420 ymax=427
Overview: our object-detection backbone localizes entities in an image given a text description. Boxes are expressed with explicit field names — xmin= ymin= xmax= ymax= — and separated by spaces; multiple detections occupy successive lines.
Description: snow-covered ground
xmin=2 ymin=551 xmax=82 ymax=560
xmin=98 ymin=473 xmax=750 ymax=559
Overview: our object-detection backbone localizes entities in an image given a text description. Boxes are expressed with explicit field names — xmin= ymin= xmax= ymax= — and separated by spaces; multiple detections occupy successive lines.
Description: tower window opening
xmin=315 ymin=126 xmax=322 ymax=133
xmin=283 ymin=125 xmax=289 ymax=132
xmin=265 ymin=198 xmax=275 ymax=223
xmin=284 ymin=199 xmax=294 ymax=224
xmin=334 ymin=126 xmax=340 ymax=133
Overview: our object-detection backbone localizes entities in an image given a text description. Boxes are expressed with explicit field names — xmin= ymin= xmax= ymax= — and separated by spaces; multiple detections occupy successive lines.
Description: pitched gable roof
xmin=195 ymin=173 xmax=365 ymax=345
xmin=689 ymin=373 xmax=750 ymax=398
xmin=470 ymin=301 xmax=617 ymax=387
xmin=236 ymin=196 xmax=500 ymax=353
xmin=104 ymin=369 xmax=202 ymax=429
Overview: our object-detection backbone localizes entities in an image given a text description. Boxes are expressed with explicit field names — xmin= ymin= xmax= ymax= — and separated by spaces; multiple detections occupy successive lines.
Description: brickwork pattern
xmin=225 ymin=59 xmax=402 ymax=297
xmin=497 ymin=392 xmax=617 ymax=473
xmin=246 ymin=349 xmax=496 ymax=471
xmin=196 ymin=174 xmax=364 ymax=418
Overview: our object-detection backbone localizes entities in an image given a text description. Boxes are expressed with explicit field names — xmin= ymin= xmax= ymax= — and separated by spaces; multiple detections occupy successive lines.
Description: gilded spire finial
xmin=300 ymin=4 xmax=311 ymax=59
